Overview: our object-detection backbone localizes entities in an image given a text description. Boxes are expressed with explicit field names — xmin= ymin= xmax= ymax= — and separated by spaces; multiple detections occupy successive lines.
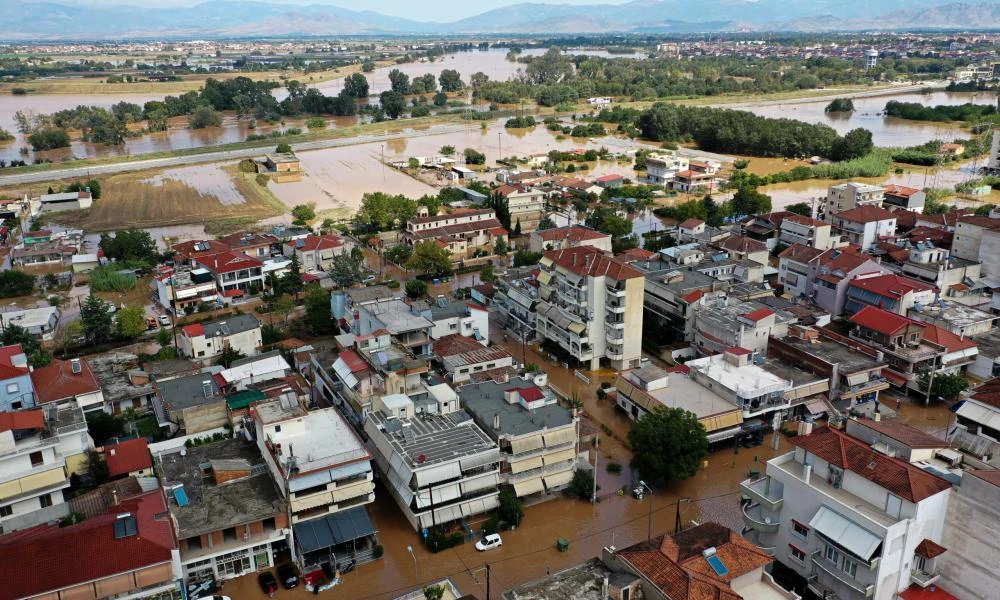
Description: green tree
xmin=786 ymin=202 xmax=812 ymax=217
xmin=494 ymin=237 xmax=508 ymax=256
xmin=156 ymin=327 xmax=173 ymax=348
xmin=384 ymin=244 xmax=413 ymax=265
xmin=433 ymin=91 xmax=448 ymax=107
xmin=537 ymin=216 xmax=556 ymax=230
xmin=327 ymin=253 xmax=364 ymax=288
xmin=408 ymin=157 xmax=421 ymax=170
xmin=357 ymin=192 xmax=418 ymax=231
xmin=585 ymin=206 xmax=631 ymax=239
xmin=275 ymin=142 xmax=292 ymax=154
xmin=361 ymin=60 xmax=375 ymax=73
xmin=405 ymin=278 xmax=428 ymax=299
xmin=513 ymin=250 xmax=543 ymax=267
xmin=291 ymin=203 xmax=316 ymax=226
xmin=513 ymin=219 xmax=522 ymax=236
xmin=0 ymin=323 xmax=48 ymax=367
xmin=115 ymin=306 xmax=146 ymax=339
xmin=270 ymin=295 xmax=296 ymax=325
xmin=830 ymin=127 xmax=874 ymax=161
xmin=496 ymin=484 xmax=524 ymax=526
xmin=423 ymin=585 xmax=445 ymax=600
xmin=440 ymin=145 xmax=456 ymax=156
xmin=303 ymin=285 xmax=337 ymax=334
xmin=99 ymin=229 xmax=158 ymax=265
xmin=388 ymin=69 xmax=410 ymax=94
xmin=439 ymin=69 xmax=463 ymax=92
xmin=380 ymin=91 xmax=406 ymax=119
xmin=567 ymin=468 xmax=595 ymax=500
xmin=27 ymin=128 xmax=70 ymax=151
xmin=731 ymin=186 xmax=773 ymax=218
xmin=343 ymin=73 xmax=370 ymax=98
xmin=480 ymin=262 xmax=496 ymax=283
xmin=464 ymin=148 xmax=486 ymax=165
xmin=216 ymin=345 xmax=247 ymax=369
xmin=405 ymin=241 xmax=452 ymax=276
xmin=281 ymin=253 xmax=304 ymax=299
xmin=188 ymin=105 xmax=222 ymax=129
xmin=628 ymin=407 xmax=708 ymax=487
xmin=0 ymin=270 xmax=36 ymax=298
xmin=918 ymin=372 xmax=970 ymax=402
xmin=80 ymin=295 xmax=114 ymax=343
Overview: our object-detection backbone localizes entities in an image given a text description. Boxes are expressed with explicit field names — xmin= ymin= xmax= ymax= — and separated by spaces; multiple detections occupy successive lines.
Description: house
xmin=671 ymin=169 xmax=717 ymax=193
xmin=459 ymin=377 xmax=578 ymax=499
xmin=433 ymin=334 xmax=514 ymax=384
xmin=779 ymin=214 xmax=837 ymax=250
xmin=596 ymin=174 xmax=624 ymax=188
xmin=883 ymin=184 xmax=926 ymax=212
xmin=0 ymin=406 xmax=91 ymax=533
xmin=779 ymin=244 xmax=888 ymax=316
xmin=152 ymin=372 xmax=225 ymax=435
xmin=171 ymin=239 xmax=230 ymax=265
xmin=528 ymin=225 xmax=612 ymax=253
xmin=283 ymin=234 xmax=350 ymax=271
xmin=178 ymin=314 xmax=263 ymax=363
xmin=535 ymin=246 xmax=645 ymax=370
xmin=402 ymin=208 xmax=507 ymax=263
xmin=677 ymin=219 xmax=706 ymax=242
xmin=252 ymin=400 xmax=378 ymax=569
xmin=0 ymin=490 xmax=179 ymax=600
xmin=31 ymin=358 xmax=105 ymax=413
xmin=103 ymin=437 xmax=153 ymax=479
xmin=418 ymin=299 xmax=489 ymax=343
xmin=219 ymin=230 xmax=280 ymax=258
xmin=645 ymin=152 xmax=689 ymax=185
xmin=157 ymin=437 xmax=288 ymax=585
xmin=716 ymin=235 xmax=769 ymax=266
xmin=38 ymin=190 xmax=93 ymax=212
xmin=739 ymin=426 xmax=952 ymax=600
xmin=824 ymin=181 xmax=885 ymax=216
xmin=844 ymin=273 xmax=936 ymax=315
xmin=0 ymin=345 xmax=35 ymax=412
xmin=494 ymin=267 xmax=540 ymax=342
xmin=11 ymin=239 xmax=75 ymax=267
xmin=354 ymin=298 xmax=434 ymax=356
xmin=687 ymin=348 xmax=804 ymax=420
xmin=744 ymin=211 xmax=795 ymax=247
xmin=195 ymin=251 xmax=264 ymax=297
xmin=21 ymin=230 xmax=51 ymax=245
xmin=364 ymin=390 xmax=501 ymax=530
xmin=87 ymin=352 xmax=158 ymax=416
xmin=494 ymin=184 xmax=545 ymax=233
xmin=831 ymin=205 xmax=897 ymax=251
xmin=153 ymin=265 xmax=220 ymax=314
xmin=0 ymin=306 xmax=60 ymax=341
xmin=260 ymin=152 xmax=300 ymax=173
xmin=692 ymin=302 xmax=796 ymax=355
xmin=71 ymin=252 xmax=102 ymax=273
xmin=213 ymin=351 xmax=291 ymax=392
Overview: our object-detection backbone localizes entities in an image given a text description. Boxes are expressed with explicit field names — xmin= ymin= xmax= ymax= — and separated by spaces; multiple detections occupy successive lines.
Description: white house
xmin=0 ymin=306 xmax=60 ymax=341
xmin=178 ymin=314 xmax=262 ymax=363
xmin=832 ymin=206 xmax=897 ymax=252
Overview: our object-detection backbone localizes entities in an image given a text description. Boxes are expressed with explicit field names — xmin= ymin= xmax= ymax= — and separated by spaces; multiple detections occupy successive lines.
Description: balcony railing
xmin=739 ymin=477 xmax=784 ymax=512
xmin=811 ymin=551 xmax=876 ymax=599
xmin=742 ymin=502 xmax=779 ymax=533
xmin=910 ymin=569 xmax=940 ymax=588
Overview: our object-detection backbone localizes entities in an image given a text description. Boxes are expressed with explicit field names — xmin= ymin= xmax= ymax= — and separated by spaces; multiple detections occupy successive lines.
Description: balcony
xmin=606 ymin=301 xmax=626 ymax=314
xmin=606 ymin=285 xmax=626 ymax=298
xmin=742 ymin=502 xmax=779 ymax=534
xmin=605 ymin=315 xmax=625 ymax=328
xmin=606 ymin=330 xmax=624 ymax=344
xmin=740 ymin=477 xmax=784 ymax=512
xmin=910 ymin=569 xmax=940 ymax=588
xmin=811 ymin=551 xmax=875 ymax=599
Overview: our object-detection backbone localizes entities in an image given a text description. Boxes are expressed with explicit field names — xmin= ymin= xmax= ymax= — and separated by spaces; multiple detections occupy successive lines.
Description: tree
xmin=440 ymin=145 xmax=456 ymax=156
xmin=830 ymin=127 xmax=874 ymax=161
xmin=423 ymin=585 xmax=445 ymax=600
xmin=513 ymin=250 xmax=543 ymax=267
xmin=85 ymin=408 xmax=123 ymax=446
xmin=496 ymin=484 xmax=524 ymax=526
xmin=405 ymin=279 xmax=428 ymax=299
xmin=1 ymin=323 xmax=48 ymax=367
xmin=585 ymin=206 xmax=631 ymax=239
xmin=303 ymin=285 xmax=337 ymax=334
xmin=470 ymin=71 xmax=489 ymax=93
xmin=628 ymin=407 xmax=708 ymax=487
xmin=464 ymin=147 xmax=486 ymax=165
xmin=494 ymin=237 xmax=508 ymax=256
xmin=291 ymin=203 xmax=316 ymax=226
xmin=188 ymin=106 xmax=222 ymax=129
xmin=115 ymin=307 xmax=146 ymax=339
xmin=408 ymin=157 xmax=421 ymax=170
xmin=786 ymin=202 xmax=812 ymax=217
xmin=270 ymin=296 xmax=296 ymax=325
xmin=216 ymin=345 xmax=247 ymax=369
xmin=27 ymin=127 xmax=70 ymax=151
xmin=566 ymin=468 xmax=595 ymax=500
xmin=66 ymin=179 xmax=102 ymax=199
xmin=433 ymin=91 xmax=448 ymax=107
xmin=439 ymin=69 xmax=463 ymax=92
xmin=384 ymin=244 xmax=413 ymax=265
xmin=275 ymin=142 xmax=292 ymax=154
xmin=80 ymin=295 xmax=114 ymax=344
xmin=361 ymin=60 xmax=375 ymax=73
xmin=825 ymin=98 xmax=855 ymax=113
xmin=731 ymin=186 xmax=772 ymax=219
xmin=380 ymin=91 xmax=406 ymax=119
xmin=487 ymin=192 xmax=511 ymax=230
xmin=918 ymin=372 xmax=969 ymax=402
xmin=0 ymin=270 xmax=36 ymax=298
xmin=343 ymin=73 xmax=370 ymax=98
xmin=537 ymin=216 xmax=556 ymax=230
xmin=405 ymin=241 xmax=452 ymax=276
xmin=388 ymin=69 xmax=410 ymax=94
xmin=357 ymin=192 xmax=418 ymax=231
xmin=281 ymin=253 xmax=304 ymax=299
xmin=480 ymin=262 xmax=496 ymax=283
xmin=156 ymin=327 xmax=173 ymax=348
xmin=513 ymin=219 xmax=522 ymax=236
xmin=327 ymin=253 xmax=364 ymax=288
xmin=99 ymin=229 xmax=159 ymax=266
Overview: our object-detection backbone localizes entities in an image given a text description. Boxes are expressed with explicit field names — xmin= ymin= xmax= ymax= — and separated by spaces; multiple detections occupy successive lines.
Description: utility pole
xmin=486 ymin=563 xmax=491 ymax=600
xmin=592 ymin=433 xmax=599 ymax=504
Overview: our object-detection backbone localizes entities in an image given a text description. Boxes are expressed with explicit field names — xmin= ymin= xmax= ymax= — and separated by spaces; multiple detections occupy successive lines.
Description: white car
xmin=158 ymin=315 xmax=171 ymax=326
xmin=475 ymin=533 xmax=502 ymax=551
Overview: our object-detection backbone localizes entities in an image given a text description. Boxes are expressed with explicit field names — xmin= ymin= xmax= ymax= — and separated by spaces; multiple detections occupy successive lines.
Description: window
xmin=825 ymin=545 xmax=841 ymax=565
xmin=197 ymin=351 xmax=205 ymax=357
xmin=6 ymin=382 xmax=18 ymax=394
xmin=842 ymin=556 xmax=859 ymax=578
xmin=0 ymin=505 xmax=12 ymax=517
xmin=792 ymin=521 xmax=809 ymax=539
xmin=39 ymin=494 xmax=52 ymax=508
xmin=273 ymin=425 xmax=281 ymax=433
xmin=886 ymin=493 xmax=903 ymax=518
xmin=29 ymin=451 xmax=43 ymax=467
xmin=789 ymin=545 xmax=807 ymax=563
xmin=621 ymin=588 xmax=630 ymax=600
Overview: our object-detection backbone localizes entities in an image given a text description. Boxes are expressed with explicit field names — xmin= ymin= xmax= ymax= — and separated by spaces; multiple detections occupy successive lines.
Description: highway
xmin=0 ymin=123 xmax=473 ymax=186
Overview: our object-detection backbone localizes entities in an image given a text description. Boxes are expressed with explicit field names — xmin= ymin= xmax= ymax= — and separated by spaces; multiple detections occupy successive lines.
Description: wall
xmin=618 ymin=276 xmax=645 ymax=370
xmin=938 ymin=474 xmax=1000 ymax=599
xmin=180 ymin=401 xmax=228 ymax=435
xmin=977 ymin=228 xmax=1000 ymax=277
xmin=0 ymin=373 xmax=35 ymax=412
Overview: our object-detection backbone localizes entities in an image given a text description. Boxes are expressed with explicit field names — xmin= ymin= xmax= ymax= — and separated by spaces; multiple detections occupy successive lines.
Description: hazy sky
xmin=67 ymin=0 xmax=630 ymax=22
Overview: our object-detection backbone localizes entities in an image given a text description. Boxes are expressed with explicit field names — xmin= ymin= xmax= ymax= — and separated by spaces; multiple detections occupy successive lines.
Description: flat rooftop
xmin=263 ymin=405 xmax=370 ymax=474
xmin=458 ymin=377 xmax=573 ymax=438
xmin=688 ymin=354 xmax=792 ymax=399
xmin=761 ymin=356 xmax=828 ymax=388
xmin=912 ymin=302 xmax=997 ymax=330
xmin=88 ymin=352 xmax=154 ymax=404
xmin=369 ymin=410 xmax=497 ymax=468
xmin=156 ymin=372 xmax=222 ymax=410
xmin=971 ymin=327 xmax=1000 ymax=358
xmin=778 ymin=335 xmax=883 ymax=374
xmin=503 ymin=558 xmax=632 ymax=600
xmin=629 ymin=371 xmax=740 ymax=423
xmin=367 ymin=299 xmax=433 ymax=334
xmin=157 ymin=438 xmax=285 ymax=539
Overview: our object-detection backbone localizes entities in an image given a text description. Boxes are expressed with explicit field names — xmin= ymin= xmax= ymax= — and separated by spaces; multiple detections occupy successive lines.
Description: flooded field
xmin=143 ymin=164 xmax=247 ymax=205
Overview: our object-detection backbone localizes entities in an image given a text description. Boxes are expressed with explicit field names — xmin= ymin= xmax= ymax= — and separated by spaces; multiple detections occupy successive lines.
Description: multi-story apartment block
xmin=459 ymin=377 xmax=578 ymax=499
xmin=877 ymin=241 xmax=983 ymax=295
xmin=687 ymin=348 xmax=798 ymax=421
xmin=495 ymin=184 xmax=545 ymax=233
xmin=0 ymin=405 xmax=90 ymax=533
xmin=153 ymin=265 xmax=220 ymax=313
xmin=364 ymin=390 xmax=501 ymax=531
xmin=402 ymin=208 xmax=507 ymax=263
xmin=882 ymin=184 xmax=926 ymax=212
xmin=740 ymin=427 xmax=952 ymax=600
xmin=824 ymin=182 xmax=885 ymax=217
xmin=780 ymin=214 xmax=837 ymax=250
xmin=779 ymin=244 xmax=887 ymax=316
xmin=354 ymin=297 xmax=434 ymax=356
xmin=951 ymin=215 xmax=1000 ymax=268
xmin=528 ymin=225 xmax=612 ymax=253
xmin=832 ymin=206 xmax=897 ymax=252
xmin=645 ymin=151 xmax=689 ymax=185
xmin=535 ymin=246 xmax=644 ymax=370
xmin=178 ymin=314 xmax=262 ymax=363
xmin=494 ymin=266 xmax=541 ymax=342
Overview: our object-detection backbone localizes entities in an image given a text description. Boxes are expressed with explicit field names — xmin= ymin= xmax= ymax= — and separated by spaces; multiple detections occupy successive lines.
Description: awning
xmin=542 ymin=427 xmax=576 ymax=447
xmin=536 ymin=271 xmax=552 ymax=285
xmin=809 ymin=506 xmax=882 ymax=561
xmin=512 ymin=477 xmax=544 ymax=496
xmin=542 ymin=448 xmax=576 ymax=466
xmin=883 ymin=369 xmax=908 ymax=388
xmin=510 ymin=455 xmax=544 ymax=474
xmin=222 ymin=289 xmax=244 ymax=297
xmin=332 ymin=357 xmax=359 ymax=389
xmin=805 ymin=398 xmax=829 ymax=416
xmin=294 ymin=507 xmax=374 ymax=554
xmin=544 ymin=470 xmax=574 ymax=489
xmin=510 ymin=434 xmax=543 ymax=454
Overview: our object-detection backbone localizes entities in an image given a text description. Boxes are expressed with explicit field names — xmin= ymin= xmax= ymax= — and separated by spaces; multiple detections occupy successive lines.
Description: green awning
xmin=226 ymin=390 xmax=267 ymax=411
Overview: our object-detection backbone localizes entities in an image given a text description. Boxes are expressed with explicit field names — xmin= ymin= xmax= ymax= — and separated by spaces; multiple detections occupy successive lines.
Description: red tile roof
xmin=596 ymin=174 xmax=624 ymax=182
xmin=899 ymin=584 xmax=958 ymax=600
xmin=195 ymin=251 xmax=263 ymax=274
xmin=956 ymin=215 xmax=1000 ymax=231
xmin=433 ymin=333 xmax=486 ymax=357
xmin=726 ymin=347 xmax=752 ymax=355
xmin=339 ymin=349 xmax=369 ymax=373
xmin=544 ymin=246 xmax=642 ymax=281
xmin=835 ymin=205 xmax=897 ymax=223
xmin=0 ymin=490 xmax=175 ymax=599
xmin=616 ymin=247 xmax=656 ymax=262
xmin=792 ymin=427 xmax=952 ymax=502
xmin=171 ymin=239 xmax=228 ymax=258
xmin=409 ymin=208 xmax=494 ymax=225
xmin=31 ymin=358 xmax=100 ymax=404
xmin=181 ymin=323 xmax=205 ymax=338
xmin=290 ymin=234 xmax=344 ymax=252
xmin=914 ymin=538 xmax=947 ymax=559
xmin=849 ymin=305 xmax=919 ymax=336
xmin=678 ymin=218 xmax=705 ymax=230
xmin=511 ymin=385 xmax=544 ymax=402
xmin=719 ymin=235 xmax=767 ymax=254
xmin=533 ymin=225 xmax=609 ymax=243
xmin=779 ymin=243 xmax=824 ymax=263
xmin=920 ymin=323 xmax=978 ymax=353
xmin=783 ymin=214 xmax=827 ymax=227
xmin=0 ymin=409 xmax=44 ymax=433
xmin=681 ymin=290 xmax=705 ymax=304
xmin=741 ymin=308 xmax=774 ymax=322
xmin=104 ymin=438 xmax=152 ymax=478
xmin=884 ymin=184 xmax=921 ymax=198
xmin=852 ymin=417 xmax=947 ymax=449
xmin=0 ymin=344 xmax=28 ymax=379
xmin=849 ymin=273 xmax=933 ymax=299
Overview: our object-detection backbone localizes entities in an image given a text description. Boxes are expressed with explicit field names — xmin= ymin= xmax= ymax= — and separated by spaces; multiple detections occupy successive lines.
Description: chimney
xmin=803 ymin=463 xmax=812 ymax=485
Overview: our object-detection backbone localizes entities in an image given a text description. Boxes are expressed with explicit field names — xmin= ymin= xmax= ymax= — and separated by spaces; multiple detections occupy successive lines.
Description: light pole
xmin=406 ymin=545 xmax=418 ymax=585
xmin=591 ymin=434 xmax=599 ymax=504
xmin=639 ymin=480 xmax=653 ymax=544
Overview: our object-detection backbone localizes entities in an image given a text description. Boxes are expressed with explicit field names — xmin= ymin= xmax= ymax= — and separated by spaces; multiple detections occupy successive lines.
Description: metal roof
xmin=293 ymin=506 xmax=375 ymax=553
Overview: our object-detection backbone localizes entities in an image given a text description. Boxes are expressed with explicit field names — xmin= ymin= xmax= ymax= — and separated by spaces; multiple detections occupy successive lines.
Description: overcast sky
xmin=65 ymin=0 xmax=629 ymax=22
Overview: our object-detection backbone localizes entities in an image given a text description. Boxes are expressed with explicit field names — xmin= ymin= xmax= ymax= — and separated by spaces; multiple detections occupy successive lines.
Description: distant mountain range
xmin=2 ymin=0 xmax=997 ymax=39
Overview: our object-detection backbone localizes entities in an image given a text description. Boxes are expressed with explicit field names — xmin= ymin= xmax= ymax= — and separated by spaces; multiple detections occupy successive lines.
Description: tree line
xmin=884 ymin=100 xmax=998 ymax=123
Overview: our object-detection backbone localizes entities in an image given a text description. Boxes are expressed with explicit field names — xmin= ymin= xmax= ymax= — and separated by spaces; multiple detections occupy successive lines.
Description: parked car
xmin=146 ymin=316 xmax=158 ymax=330
xmin=258 ymin=571 xmax=278 ymax=595
xmin=475 ymin=533 xmax=502 ymax=551
xmin=277 ymin=563 xmax=299 ymax=589
xmin=158 ymin=314 xmax=171 ymax=326
xmin=362 ymin=274 xmax=377 ymax=283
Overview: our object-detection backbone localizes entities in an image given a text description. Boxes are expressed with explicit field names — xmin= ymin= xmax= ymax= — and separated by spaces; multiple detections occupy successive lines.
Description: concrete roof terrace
xmin=458 ymin=377 xmax=573 ymax=439
xmin=369 ymin=410 xmax=497 ymax=469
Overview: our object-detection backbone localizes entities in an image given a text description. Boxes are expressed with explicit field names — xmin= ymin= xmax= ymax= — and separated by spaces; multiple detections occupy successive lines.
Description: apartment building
xmin=402 ymin=208 xmax=507 ymax=263
xmin=535 ymin=246 xmax=644 ymax=370
xmin=459 ymin=377 xmax=578 ymax=499
xmin=880 ymin=241 xmax=983 ymax=294
xmin=354 ymin=297 xmax=434 ymax=356
xmin=364 ymin=390 xmax=501 ymax=531
xmin=938 ymin=469 xmax=1000 ymax=599
xmin=831 ymin=206 xmax=897 ymax=252
xmin=645 ymin=151 xmax=689 ymax=185
xmin=31 ymin=357 xmax=105 ymax=413
xmin=951 ymin=215 xmax=1000 ymax=268
xmin=824 ymin=182 xmax=885 ymax=216
xmin=153 ymin=265 xmax=220 ymax=314
xmin=433 ymin=334 xmax=515 ymax=384
xmin=415 ymin=298 xmax=489 ymax=343
xmin=970 ymin=218 xmax=1000 ymax=278
xmin=779 ymin=214 xmax=837 ymax=250
xmin=528 ymin=225 xmax=612 ymax=253
xmin=780 ymin=245 xmax=887 ymax=316
xmin=692 ymin=301 xmax=796 ymax=355
xmin=0 ymin=405 xmax=90 ymax=533
xmin=495 ymin=184 xmax=545 ymax=233
xmin=844 ymin=273 xmax=936 ymax=316
xmin=740 ymin=427 xmax=951 ymax=600
xmin=494 ymin=266 xmax=540 ymax=342
xmin=158 ymin=438 xmax=288 ymax=584
xmin=686 ymin=348 xmax=798 ymax=422
xmin=195 ymin=251 xmax=265 ymax=296
xmin=744 ymin=211 xmax=795 ymax=248
xmin=882 ymin=184 xmax=926 ymax=212
xmin=178 ymin=314 xmax=262 ymax=363
xmin=153 ymin=371 xmax=225 ymax=435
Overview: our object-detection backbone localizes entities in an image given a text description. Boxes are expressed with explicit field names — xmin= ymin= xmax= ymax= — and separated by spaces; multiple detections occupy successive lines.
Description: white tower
xmin=865 ymin=49 xmax=878 ymax=71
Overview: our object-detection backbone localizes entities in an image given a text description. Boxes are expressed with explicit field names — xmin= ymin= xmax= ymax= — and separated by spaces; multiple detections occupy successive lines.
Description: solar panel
xmin=174 ymin=487 xmax=189 ymax=507
xmin=706 ymin=554 xmax=729 ymax=577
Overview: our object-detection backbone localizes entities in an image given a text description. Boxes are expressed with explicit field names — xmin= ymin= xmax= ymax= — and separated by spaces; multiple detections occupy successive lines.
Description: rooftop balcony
xmin=742 ymin=502 xmax=779 ymax=534
xmin=740 ymin=476 xmax=784 ymax=513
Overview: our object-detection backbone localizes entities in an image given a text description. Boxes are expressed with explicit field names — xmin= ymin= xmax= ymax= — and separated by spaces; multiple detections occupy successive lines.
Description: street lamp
xmin=406 ymin=545 xmax=418 ymax=586
xmin=638 ymin=480 xmax=653 ymax=544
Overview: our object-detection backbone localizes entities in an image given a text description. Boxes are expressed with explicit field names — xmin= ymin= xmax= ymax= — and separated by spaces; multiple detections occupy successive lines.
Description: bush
xmin=405 ymin=279 xmax=428 ymax=299
xmin=0 ymin=270 xmax=36 ymax=298
xmin=504 ymin=116 xmax=536 ymax=128
xmin=305 ymin=117 xmax=326 ymax=129
xmin=255 ymin=173 xmax=269 ymax=186
xmin=28 ymin=127 xmax=70 ymax=151
xmin=423 ymin=526 xmax=465 ymax=553
xmin=89 ymin=265 xmax=136 ymax=293
xmin=566 ymin=468 xmax=596 ymax=500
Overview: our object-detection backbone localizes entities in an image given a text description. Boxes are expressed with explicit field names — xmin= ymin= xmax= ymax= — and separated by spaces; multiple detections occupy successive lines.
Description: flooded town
xmin=1 ymin=9 xmax=1000 ymax=600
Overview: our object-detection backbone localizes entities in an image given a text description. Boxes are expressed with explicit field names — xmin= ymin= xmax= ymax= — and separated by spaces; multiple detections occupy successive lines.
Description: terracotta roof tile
xmin=0 ymin=409 xmax=44 ymax=433
xmin=853 ymin=417 xmax=946 ymax=449
xmin=779 ymin=243 xmax=824 ymax=263
xmin=835 ymin=205 xmax=897 ymax=223
xmin=104 ymin=437 xmax=152 ymax=478
xmin=914 ymin=539 xmax=947 ymax=559
xmin=849 ymin=273 xmax=933 ymax=299
xmin=533 ymin=225 xmax=610 ymax=243
xmin=544 ymin=246 xmax=642 ymax=281
xmin=849 ymin=305 xmax=918 ymax=336
xmin=679 ymin=218 xmax=705 ymax=229
xmin=31 ymin=358 xmax=101 ymax=404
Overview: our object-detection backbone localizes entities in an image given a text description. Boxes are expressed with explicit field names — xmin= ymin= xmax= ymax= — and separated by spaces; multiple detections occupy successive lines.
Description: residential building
xmin=364 ymin=390 xmax=501 ymax=530
xmin=951 ymin=215 xmax=1000 ymax=268
xmin=777 ymin=244 xmax=825 ymax=300
xmin=528 ymin=225 xmax=612 ymax=253
xmin=71 ymin=253 xmax=102 ymax=273
xmin=11 ymin=239 xmax=76 ymax=267
xmin=178 ymin=314 xmax=263 ymax=363
xmin=910 ymin=300 xmax=996 ymax=337
xmin=37 ymin=190 xmax=93 ymax=212
xmin=251 ymin=399 xmax=378 ymax=568
xmin=645 ymin=152 xmax=689 ymax=185
xmin=416 ymin=299 xmax=489 ymax=343
xmin=459 ymin=377 xmax=578 ymax=499
xmin=845 ymin=273 xmax=936 ymax=316
xmin=779 ymin=214 xmax=837 ymax=250
xmin=810 ymin=246 xmax=888 ymax=316
xmin=153 ymin=265 xmax=220 ymax=314
xmin=692 ymin=301 xmax=796 ymax=355
xmin=824 ymin=182 xmax=885 ymax=216
xmin=402 ymin=208 xmax=507 ymax=263
xmin=503 ymin=558 xmax=637 ymax=600
xmin=0 ymin=490 xmax=180 ymax=600
xmin=0 ymin=345 xmax=35 ymax=412
xmin=218 ymin=230 xmax=280 ymax=258
xmin=495 ymin=184 xmax=545 ymax=233
xmin=157 ymin=437 xmax=288 ymax=585
xmin=886 ymin=241 xmax=982 ymax=295
xmin=614 ymin=365 xmax=745 ymax=444
xmin=433 ymin=334 xmax=514 ymax=384
xmin=595 ymin=174 xmax=624 ymax=188
xmin=354 ymin=298 xmax=434 ymax=356
xmin=971 ymin=220 xmax=1000 ymax=278
xmin=842 ymin=418 xmax=949 ymax=464
xmin=494 ymin=267 xmax=540 ymax=342
xmin=171 ymin=239 xmax=230 ymax=265
xmin=671 ymin=169 xmax=718 ymax=193
xmin=739 ymin=426 xmax=952 ymax=600
xmin=848 ymin=306 xmax=977 ymax=392
xmin=0 ymin=406 xmax=91 ymax=533
xmin=31 ymin=358 xmax=105 ymax=413
xmin=686 ymin=348 xmax=799 ymax=421
xmin=968 ymin=328 xmax=1000 ymax=378
xmin=535 ymin=246 xmax=645 ymax=370
xmin=0 ymin=306 xmax=60 ymax=341
xmin=937 ymin=469 xmax=1000 ymax=599
xmin=195 ymin=251 xmax=265 ymax=297
xmin=744 ymin=211 xmax=795 ymax=248
xmin=948 ymin=379 xmax=1000 ymax=465
xmin=88 ymin=352 xmax=163 ymax=416
xmin=831 ymin=205 xmax=897 ymax=251
xmin=716 ymin=235 xmax=769 ymax=266
xmin=104 ymin=437 xmax=153 ymax=479
xmin=283 ymin=234 xmax=349 ymax=271
xmin=213 ymin=351 xmax=292 ymax=392
xmin=882 ymin=184 xmax=926 ymax=212
xmin=260 ymin=152 xmax=300 ymax=173
xmin=152 ymin=372 xmax=225 ymax=435
xmin=677 ymin=218 xmax=706 ymax=242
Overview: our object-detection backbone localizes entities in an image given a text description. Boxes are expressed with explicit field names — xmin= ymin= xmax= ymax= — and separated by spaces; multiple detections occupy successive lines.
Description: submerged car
xmin=475 ymin=533 xmax=502 ymax=551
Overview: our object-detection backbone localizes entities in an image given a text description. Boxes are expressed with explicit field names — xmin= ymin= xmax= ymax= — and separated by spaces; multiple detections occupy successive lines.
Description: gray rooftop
xmin=428 ymin=300 xmax=471 ymax=321
xmin=346 ymin=285 xmax=395 ymax=305
xmin=141 ymin=358 xmax=200 ymax=381
xmin=87 ymin=352 xmax=155 ymax=403
xmin=157 ymin=438 xmax=285 ymax=538
xmin=503 ymin=558 xmax=633 ymax=600
xmin=157 ymin=371 xmax=223 ymax=410
xmin=642 ymin=266 xmax=720 ymax=295
xmin=196 ymin=314 xmax=261 ymax=338
xmin=370 ymin=410 xmax=497 ymax=468
xmin=367 ymin=299 xmax=433 ymax=334
xmin=761 ymin=356 xmax=828 ymax=388
xmin=458 ymin=377 xmax=574 ymax=438
xmin=779 ymin=335 xmax=884 ymax=374
xmin=971 ymin=327 xmax=1000 ymax=359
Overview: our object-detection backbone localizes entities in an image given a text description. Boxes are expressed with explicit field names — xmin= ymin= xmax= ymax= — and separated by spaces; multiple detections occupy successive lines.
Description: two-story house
xmin=780 ymin=214 xmax=838 ymax=250
xmin=178 ymin=314 xmax=263 ymax=363
xmin=845 ymin=273 xmax=936 ymax=316
xmin=153 ymin=264 xmax=220 ymax=314
xmin=528 ymin=225 xmax=612 ymax=253
xmin=495 ymin=184 xmax=545 ymax=233
xmin=433 ymin=334 xmax=515 ymax=384
xmin=31 ymin=358 xmax=105 ymax=413
xmin=882 ymin=184 xmax=926 ymax=212
xmin=195 ymin=251 xmax=265 ymax=297
xmin=402 ymin=208 xmax=507 ymax=263
xmin=832 ymin=206 xmax=897 ymax=252
xmin=645 ymin=151 xmax=689 ymax=185
xmin=825 ymin=182 xmax=885 ymax=216
xmin=283 ymin=234 xmax=350 ymax=271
